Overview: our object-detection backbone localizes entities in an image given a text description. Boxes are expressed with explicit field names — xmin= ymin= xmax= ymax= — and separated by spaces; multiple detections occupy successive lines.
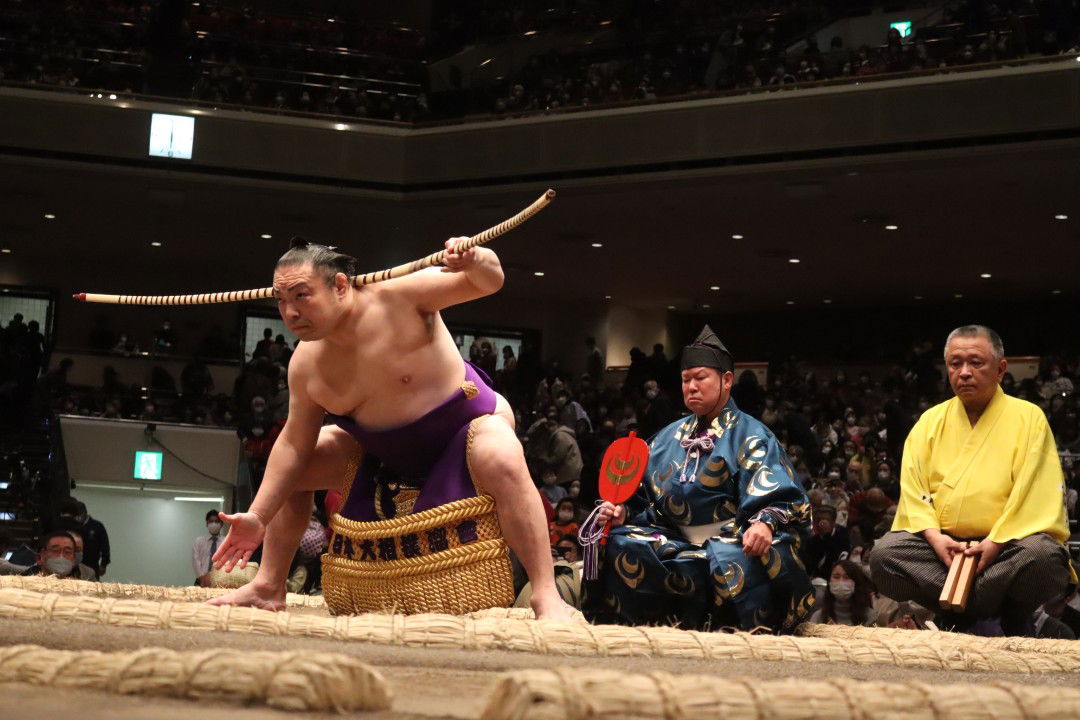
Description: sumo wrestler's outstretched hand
xmin=212 ymin=511 xmax=266 ymax=572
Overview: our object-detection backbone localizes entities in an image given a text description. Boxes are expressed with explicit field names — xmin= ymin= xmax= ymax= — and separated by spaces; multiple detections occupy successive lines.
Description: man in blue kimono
xmin=585 ymin=326 xmax=815 ymax=632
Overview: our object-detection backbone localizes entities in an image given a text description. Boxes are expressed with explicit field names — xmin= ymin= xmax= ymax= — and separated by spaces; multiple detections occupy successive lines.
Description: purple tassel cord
xmin=577 ymin=503 xmax=608 ymax=580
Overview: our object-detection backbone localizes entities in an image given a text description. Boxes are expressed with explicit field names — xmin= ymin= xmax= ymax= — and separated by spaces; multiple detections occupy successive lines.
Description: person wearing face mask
xmin=804 ymin=504 xmax=849 ymax=580
xmin=193 ymin=509 xmax=226 ymax=587
xmin=55 ymin=499 xmax=110 ymax=578
xmin=549 ymin=498 xmax=580 ymax=546
xmin=538 ymin=467 xmax=568 ymax=507
xmin=809 ymin=560 xmax=878 ymax=625
xmin=21 ymin=531 xmax=79 ymax=579
xmin=524 ymin=406 xmax=583 ymax=488
xmin=65 ymin=529 xmax=99 ymax=581
xmin=554 ymin=388 xmax=591 ymax=434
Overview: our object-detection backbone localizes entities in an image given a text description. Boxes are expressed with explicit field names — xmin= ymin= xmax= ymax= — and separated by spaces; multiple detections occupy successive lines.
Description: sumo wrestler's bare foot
xmin=206 ymin=580 xmax=286 ymax=612
xmin=531 ymin=589 xmax=581 ymax=622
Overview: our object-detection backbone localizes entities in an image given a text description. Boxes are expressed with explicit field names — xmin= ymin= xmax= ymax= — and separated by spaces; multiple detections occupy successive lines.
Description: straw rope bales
xmin=1 ymin=578 xmax=1078 ymax=718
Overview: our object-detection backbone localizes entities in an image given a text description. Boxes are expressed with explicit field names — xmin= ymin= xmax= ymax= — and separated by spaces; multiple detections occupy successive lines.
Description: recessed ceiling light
xmin=590 ymin=242 xmax=603 ymax=248
xmin=1052 ymin=289 xmax=1062 ymax=295
xmin=710 ymin=285 xmax=720 ymax=291
xmin=914 ymin=295 xmax=923 ymax=300
xmin=702 ymin=303 xmax=711 ymax=309
xmin=954 ymin=293 xmax=963 ymax=298
xmin=151 ymin=241 xmax=162 ymax=247
xmin=334 ymin=123 xmax=348 ymax=130
xmin=44 ymin=213 xmax=56 ymax=220
xmin=885 ymin=224 xmax=898 ymax=231
xmin=260 ymin=233 xmax=272 ymax=239
xmin=847 ymin=171 xmax=859 ymax=177
xmin=1054 ymin=214 xmax=1068 ymax=220
xmin=667 ymin=305 xmax=675 ymax=310
xmin=0 ymin=248 xmax=11 ymax=254
xmin=788 ymin=258 xmax=800 ymax=264
xmin=108 ymin=93 xmax=117 ymax=100
xmin=785 ymin=300 xmax=795 ymax=305
xmin=533 ymin=271 xmax=545 ymax=277
xmin=823 ymin=299 xmax=832 ymax=304
xmin=980 ymin=273 xmax=991 ymax=279
xmin=604 ymin=295 xmax=612 ymax=300
xmin=731 ymin=234 xmax=744 ymax=240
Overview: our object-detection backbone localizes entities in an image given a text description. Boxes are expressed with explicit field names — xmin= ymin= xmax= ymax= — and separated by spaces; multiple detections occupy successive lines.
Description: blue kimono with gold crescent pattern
xmin=583 ymin=398 xmax=815 ymax=632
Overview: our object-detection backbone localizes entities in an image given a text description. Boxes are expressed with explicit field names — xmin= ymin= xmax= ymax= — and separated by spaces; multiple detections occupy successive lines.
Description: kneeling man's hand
xmin=964 ymin=537 xmax=1003 ymax=574
xmin=597 ymin=501 xmax=625 ymax=529
xmin=742 ymin=521 xmax=772 ymax=557
xmin=924 ymin=528 xmax=967 ymax=568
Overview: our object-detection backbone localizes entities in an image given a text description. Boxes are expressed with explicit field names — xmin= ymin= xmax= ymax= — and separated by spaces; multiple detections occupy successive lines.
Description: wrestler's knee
xmin=469 ymin=416 xmax=528 ymax=491
xmin=297 ymin=426 xmax=359 ymax=491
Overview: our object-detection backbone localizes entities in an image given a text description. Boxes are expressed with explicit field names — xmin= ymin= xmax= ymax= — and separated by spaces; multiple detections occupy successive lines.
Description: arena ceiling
xmin=0 ymin=136 xmax=1077 ymax=314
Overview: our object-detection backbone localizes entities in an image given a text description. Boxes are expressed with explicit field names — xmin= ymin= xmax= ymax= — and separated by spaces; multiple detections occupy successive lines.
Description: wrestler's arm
xmin=212 ymin=349 xmax=324 ymax=571
xmin=400 ymin=237 xmax=505 ymax=312
xmin=248 ymin=351 xmax=325 ymax=522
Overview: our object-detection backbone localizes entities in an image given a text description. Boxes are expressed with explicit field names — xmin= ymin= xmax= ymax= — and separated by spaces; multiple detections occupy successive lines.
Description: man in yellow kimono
xmin=869 ymin=325 xmax=1074 ymax=635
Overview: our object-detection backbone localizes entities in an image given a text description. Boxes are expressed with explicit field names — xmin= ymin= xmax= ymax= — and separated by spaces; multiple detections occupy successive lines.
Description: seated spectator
xmin=822 ymin=472 xmax=850 ymax=526
xmin=804 ymin=504 xmax=849 ymax=579
xmin=847 ymin=486 xmax=896 ymax=542
xmin=525 ymin=405 xmax=583 ymax=486
xmin=808 ymin=560 xmax=879 ymax=626
xmin=20 ymin=530 xmax=78 ymax=578
xmin=549 ymin=498 xmax=579 ymax=546
xmin=538 ymin=466 xmax=567 ymax=506
xmin=883 ymin=600 xmax=936 ymax=630
xmin=554 ymin=534 xmax=581 ymax=563
xmin=64 ymin=529 xmax=99 ymax=581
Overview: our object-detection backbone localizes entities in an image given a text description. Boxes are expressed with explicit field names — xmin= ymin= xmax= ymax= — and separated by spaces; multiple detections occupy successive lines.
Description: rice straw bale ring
xmin=480 ymin=668 xmax=1080 ymax=720
xmin=0 ymin=644 xmax=390 ymax=713
xmin=0 ymin=574 xmax=326 ymax=608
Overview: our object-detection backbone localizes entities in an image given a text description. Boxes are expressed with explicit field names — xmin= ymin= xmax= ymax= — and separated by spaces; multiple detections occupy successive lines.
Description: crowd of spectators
xmin=2 ymin=0 xmax=1078 ymax=122
xmin=0 ymin=0 xmax=429 ymax=121
xmin=480 ymin=0 xmax=1080 ymax=116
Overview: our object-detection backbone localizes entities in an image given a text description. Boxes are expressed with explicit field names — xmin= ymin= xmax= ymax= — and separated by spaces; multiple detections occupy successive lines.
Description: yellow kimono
xmin=893 ymin=386 xmax=1069 ymax=547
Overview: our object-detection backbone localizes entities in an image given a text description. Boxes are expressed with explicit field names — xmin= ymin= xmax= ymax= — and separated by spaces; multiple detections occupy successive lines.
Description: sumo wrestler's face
xmin=945 ymin=335 xmax=1006 ymax=408
xmin=273 ymin=263 xmax=348 ymax=341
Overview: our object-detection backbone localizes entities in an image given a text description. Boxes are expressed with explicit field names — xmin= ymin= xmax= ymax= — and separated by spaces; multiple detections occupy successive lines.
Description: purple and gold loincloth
xmin=321 ymin=362 xmax=515 ymax=615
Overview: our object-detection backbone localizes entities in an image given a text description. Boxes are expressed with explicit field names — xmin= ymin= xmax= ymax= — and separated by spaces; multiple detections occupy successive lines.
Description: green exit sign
xmin=134 ymin=451 xmax=163 ymax=480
